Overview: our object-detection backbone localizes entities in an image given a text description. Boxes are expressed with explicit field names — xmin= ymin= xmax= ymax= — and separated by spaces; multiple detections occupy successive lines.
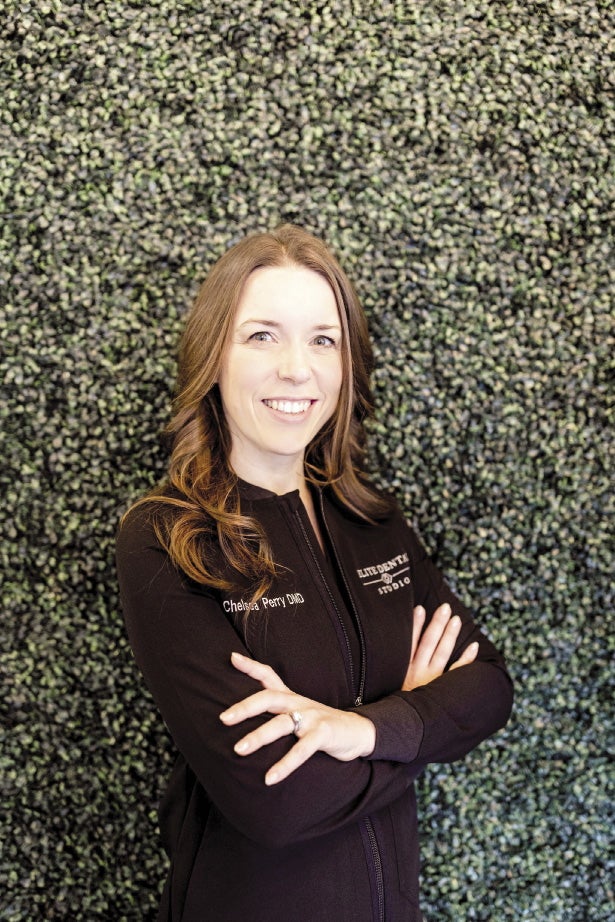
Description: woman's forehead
xmin=235 ymin=264 xmax=340 ymax=324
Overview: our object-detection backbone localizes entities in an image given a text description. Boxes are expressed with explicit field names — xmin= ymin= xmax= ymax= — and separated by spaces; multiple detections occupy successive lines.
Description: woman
xmin=116 ymin=224 xmax=513 ymax=922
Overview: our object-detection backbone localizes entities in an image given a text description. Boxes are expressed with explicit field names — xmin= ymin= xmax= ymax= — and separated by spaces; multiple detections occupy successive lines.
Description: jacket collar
xmin=236 ymin=477 xmax=306 ymax=508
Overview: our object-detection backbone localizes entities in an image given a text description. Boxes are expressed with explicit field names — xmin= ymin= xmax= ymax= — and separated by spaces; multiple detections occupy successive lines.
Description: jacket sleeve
xmin=116 ymin=507 xmax=420 ymax=850
xmin=357 ymin=523 xmax=513 ymax=765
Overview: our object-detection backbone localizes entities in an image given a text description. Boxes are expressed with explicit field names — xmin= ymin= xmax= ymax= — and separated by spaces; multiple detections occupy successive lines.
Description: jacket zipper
xmin=364 ymin=817 xmax=385 ymax=922
xmin=295 ymin=497 xmax=384 ymax=922
xmin=316 ymin=498 xmax=385 ymax=919
xmin=318 ymin=494 xmax=368 ymax=707
xmin=294 ymin=510 xmax=358 ymax=699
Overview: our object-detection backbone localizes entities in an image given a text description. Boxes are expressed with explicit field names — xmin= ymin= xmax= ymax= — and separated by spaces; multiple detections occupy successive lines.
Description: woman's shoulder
xmin=116 ymin=486 xmax=188 ymax=550
xmin=323 ymin=481 xmax=404 ymax=529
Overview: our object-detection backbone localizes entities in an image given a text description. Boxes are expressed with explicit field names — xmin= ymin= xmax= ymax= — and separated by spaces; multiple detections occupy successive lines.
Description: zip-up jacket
xmin=116 ymin=480 xmax=513 ymax=922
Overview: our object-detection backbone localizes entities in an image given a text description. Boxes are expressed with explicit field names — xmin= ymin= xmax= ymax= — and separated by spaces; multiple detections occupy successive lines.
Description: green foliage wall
xmin=1 ymin=1 xmax=612 ymax=919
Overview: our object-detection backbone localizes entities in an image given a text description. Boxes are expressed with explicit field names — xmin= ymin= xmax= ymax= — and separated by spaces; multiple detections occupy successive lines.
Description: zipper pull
xmin=355 ymin=695 xmax=363 ymax=707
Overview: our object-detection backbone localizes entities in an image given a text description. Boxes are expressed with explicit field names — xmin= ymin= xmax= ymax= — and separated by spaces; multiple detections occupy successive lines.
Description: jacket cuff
xmin=358 ymin=693 xmax=425 ymax=763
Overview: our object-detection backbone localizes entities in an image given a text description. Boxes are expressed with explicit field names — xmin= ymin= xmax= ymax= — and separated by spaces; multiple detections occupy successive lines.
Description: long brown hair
xmin=131 ymin=224 xmax=391 ymax=599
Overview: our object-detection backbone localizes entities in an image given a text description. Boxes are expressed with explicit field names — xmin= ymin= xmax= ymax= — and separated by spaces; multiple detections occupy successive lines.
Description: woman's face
xmin=217 ymin=264 xmax=343 ymax=486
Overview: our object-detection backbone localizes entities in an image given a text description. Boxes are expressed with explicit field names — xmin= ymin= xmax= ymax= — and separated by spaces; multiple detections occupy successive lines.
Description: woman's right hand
xmin=402 ymin=603 xmax=479 ymax=691
xmin=221 ymin=652 xmax=376 ymax=785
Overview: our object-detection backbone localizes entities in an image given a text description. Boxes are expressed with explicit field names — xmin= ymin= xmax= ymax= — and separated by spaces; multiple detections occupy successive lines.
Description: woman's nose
xmin=277 ymin=343 xmax=311 ymax=383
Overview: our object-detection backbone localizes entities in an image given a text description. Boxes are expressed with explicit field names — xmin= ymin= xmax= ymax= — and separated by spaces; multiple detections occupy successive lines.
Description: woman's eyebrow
xmin=237 ymin=318 xmax=281 ymax=328
xmin=237 ymin=319 xmax=341 ymax=331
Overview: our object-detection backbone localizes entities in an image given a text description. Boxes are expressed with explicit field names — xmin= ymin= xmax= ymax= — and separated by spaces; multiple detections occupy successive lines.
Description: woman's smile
xmin=262 ymin=398 xmax=315 ymax=416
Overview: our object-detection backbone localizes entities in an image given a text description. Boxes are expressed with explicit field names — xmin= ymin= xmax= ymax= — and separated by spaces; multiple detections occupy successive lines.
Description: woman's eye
xmin=313 ymin=335 xmax=336 ymax=347
xmin=248 ymin=331 xmax=273 ymax=343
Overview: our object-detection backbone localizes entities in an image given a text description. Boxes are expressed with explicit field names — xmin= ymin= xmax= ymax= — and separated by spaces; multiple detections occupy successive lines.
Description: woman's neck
xmin=231 ymin=459 xmax=326 ymax=552
xmin=231 ymin=454 xmax=304 ymax=498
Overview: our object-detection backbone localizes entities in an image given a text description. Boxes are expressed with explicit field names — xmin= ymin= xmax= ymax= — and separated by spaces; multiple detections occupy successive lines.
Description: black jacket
xmin=116 ymin=481 xmax=513 ymax=922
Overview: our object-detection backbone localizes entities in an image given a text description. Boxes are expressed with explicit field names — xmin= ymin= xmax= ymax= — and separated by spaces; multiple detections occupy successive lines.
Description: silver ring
xmin=289 ymin=710 xmax=303 ymax=735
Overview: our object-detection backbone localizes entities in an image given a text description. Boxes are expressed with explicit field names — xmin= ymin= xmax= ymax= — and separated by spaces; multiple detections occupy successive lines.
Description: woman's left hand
xmin=220 ymin=651 xmax=376 ymax=786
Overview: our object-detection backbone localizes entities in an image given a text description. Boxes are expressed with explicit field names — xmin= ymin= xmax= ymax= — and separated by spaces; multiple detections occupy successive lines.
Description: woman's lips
xmin=262 ymin=399 xmax=313 ymax=415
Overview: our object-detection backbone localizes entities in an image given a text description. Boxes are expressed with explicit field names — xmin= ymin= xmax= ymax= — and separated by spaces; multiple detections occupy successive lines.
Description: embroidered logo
xmin=223 ymin=592 xmax=305 ymax=614
xmin=356 ymin=553 xmax=411 ymax=596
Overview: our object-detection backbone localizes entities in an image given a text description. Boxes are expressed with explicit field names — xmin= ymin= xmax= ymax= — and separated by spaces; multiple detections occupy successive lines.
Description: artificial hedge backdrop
xmin=1 ymin=1 xmax=612 ymax=919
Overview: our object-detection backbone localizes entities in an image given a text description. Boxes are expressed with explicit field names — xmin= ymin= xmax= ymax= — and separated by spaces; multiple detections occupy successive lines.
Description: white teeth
xmin=264 ymin=399 xmax=311 ymax=415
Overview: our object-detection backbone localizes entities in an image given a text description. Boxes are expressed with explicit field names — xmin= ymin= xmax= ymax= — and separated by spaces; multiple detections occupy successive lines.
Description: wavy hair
xmin=131 ymin=224 xmax=391 ymax=600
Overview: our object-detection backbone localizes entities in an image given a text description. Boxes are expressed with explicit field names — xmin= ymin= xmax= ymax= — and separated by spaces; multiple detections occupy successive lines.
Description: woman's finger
xmin=265 ymin=733 xmax=321 ymax=786
xmin=220 ymin=688 xmax=304 ymax=725
xmin=230 ymin=651 xmax=288 ymax=691
xmin=412 ymin=603 xmax=453 ymax=667
xmin=449 ymin=641 xmax=479 ymax=671
xmin=233 ymin=712 xmax=297 ymax=756
xmin=409 ymin=606 xmax=426 ymax=662
xmin=428 ymin=613 xmax=463 ymax=672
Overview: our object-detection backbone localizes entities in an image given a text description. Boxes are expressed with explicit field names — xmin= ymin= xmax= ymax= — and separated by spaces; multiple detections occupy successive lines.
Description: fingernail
xmin=265 ymin=771 xmax=278 ymax=786
xmin=442 ymin=603 xmax=451 ymax=615
xmin=231 ymin=651 xmax=244 ymax=660
xmin=234 ymin=740 xmax=248 ymax=753
xmin=220 ymin=710 xmax=234 ymax=722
